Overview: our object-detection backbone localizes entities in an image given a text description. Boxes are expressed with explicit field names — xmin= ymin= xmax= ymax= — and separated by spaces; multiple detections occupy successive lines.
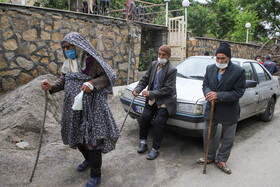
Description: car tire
xmin=259 ymin=98 xmax=275 ymax=122
xmin=215 ymin=123 xmax=223 ymax=150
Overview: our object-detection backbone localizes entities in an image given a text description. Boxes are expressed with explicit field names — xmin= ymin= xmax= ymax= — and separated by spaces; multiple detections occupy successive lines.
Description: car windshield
xmin=176 ymin=57 xmax=215 ymax=79
xmin=176 ymin=57 xmax=240 ymax=79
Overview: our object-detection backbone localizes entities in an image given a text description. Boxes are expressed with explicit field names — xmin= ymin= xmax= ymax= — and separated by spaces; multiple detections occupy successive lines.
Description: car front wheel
xmin=259 ymin=98 xmax=275 ymax=122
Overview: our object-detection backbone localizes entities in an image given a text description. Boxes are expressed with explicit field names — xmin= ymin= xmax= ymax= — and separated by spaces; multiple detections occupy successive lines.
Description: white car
xmin=120 ymin=56 xmax=280 ymax=136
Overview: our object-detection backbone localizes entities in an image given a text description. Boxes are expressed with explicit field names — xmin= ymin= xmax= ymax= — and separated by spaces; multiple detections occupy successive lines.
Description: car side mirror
xmin=246 ymin=80 xmax=257 ymax=88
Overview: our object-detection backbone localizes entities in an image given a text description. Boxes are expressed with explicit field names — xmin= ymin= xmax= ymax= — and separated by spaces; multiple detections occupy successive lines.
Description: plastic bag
xmin=72 ymin=91 xmax=84 ymax=110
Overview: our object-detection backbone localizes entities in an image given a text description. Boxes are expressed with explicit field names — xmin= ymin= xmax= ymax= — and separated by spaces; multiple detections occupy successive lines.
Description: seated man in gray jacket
xmin=132 ymin=45 xmax=177 ymax=160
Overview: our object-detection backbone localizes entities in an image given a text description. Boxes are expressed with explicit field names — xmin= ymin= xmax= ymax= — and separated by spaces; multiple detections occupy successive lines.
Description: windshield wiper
xmin=177 ymin=73 xmax=189 ymax=78
xmin=189 ymin=76 xmax=204 ymax=79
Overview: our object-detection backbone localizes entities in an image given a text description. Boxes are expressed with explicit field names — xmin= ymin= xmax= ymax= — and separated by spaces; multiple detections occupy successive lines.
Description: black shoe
xmin=146 ymin=149 xmax=159 ymax=160
xmin=137 ymin=143 xmax=148 ymax=153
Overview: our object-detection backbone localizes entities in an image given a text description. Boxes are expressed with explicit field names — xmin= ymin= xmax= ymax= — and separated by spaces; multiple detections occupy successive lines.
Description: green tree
xmin=110 ymin=0 xmax=127 ymax=10
xmin=187 ymin=2 xmax=213 ymax=37
xmin=139 ymin=48 xmax=157 ymax=71
xmin=207 ymin=0 xmax=239 ymax=40
xmin=34 ymin=0 xmax=68 ymax=9
xmin=238 ymin=0 xmax=280 ymax=40
xmin=230 ymin=9 xmax=259 ymax=42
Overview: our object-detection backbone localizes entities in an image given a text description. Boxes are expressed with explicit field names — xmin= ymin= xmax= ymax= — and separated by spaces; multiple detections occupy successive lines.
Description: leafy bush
xmin=139 ymin=48 xmax=157 ymax=71
xmin=33 ymin=0 xmax=68 ymax=9
xmin=33 ymin=1 xmax=40 ymax=6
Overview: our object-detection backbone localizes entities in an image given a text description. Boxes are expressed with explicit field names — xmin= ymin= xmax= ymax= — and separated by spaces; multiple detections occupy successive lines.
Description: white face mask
xmin=215 ymin=62 xmax=228 ymax=69
xmin=158 ymin=57 xmax=167 ymax=64
xmin=257 ymin=59 xmax=261 ymax=62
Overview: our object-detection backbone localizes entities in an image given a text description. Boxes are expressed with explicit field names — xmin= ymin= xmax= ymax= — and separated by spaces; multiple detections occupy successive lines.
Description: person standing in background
xmin=263 ymin=54 xmax=279 ymax=75
xmin=255 ymin=55 xmax=263 ymax=65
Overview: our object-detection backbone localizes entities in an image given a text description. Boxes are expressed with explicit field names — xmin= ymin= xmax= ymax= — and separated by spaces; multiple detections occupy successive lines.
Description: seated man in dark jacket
xmin=133 ymin=45 xmax=177 ymax=160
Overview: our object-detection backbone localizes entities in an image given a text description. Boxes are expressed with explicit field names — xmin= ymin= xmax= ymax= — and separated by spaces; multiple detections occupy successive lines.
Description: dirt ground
xmin=1 ymin=74 xmax=280 ymax=187
xmin=0 ymin=74 xmax=162 ymax=187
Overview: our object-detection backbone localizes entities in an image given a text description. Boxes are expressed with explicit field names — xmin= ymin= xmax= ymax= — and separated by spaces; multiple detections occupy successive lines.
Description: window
xmin=252 ymin=62 xmax=271 ymax=83
xmin=242 ymin=62 xmax=255 ymax=81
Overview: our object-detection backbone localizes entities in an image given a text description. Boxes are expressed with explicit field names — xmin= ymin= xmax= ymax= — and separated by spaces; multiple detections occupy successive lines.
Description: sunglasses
xmin=216 ymin=57 xmax=227 ymax=60
xmin=62 ymin=45 xmax=71 ymax=50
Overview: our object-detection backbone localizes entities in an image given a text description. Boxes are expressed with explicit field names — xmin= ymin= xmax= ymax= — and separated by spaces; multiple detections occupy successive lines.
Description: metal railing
xmin=71 ymin=0 xmax=183 ymax=26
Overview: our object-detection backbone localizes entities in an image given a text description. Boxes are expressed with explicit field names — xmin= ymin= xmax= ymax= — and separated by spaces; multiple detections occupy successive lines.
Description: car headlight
xmin=177 ymin=103 xmax=204 ymax=115
xmin=123 ymin=89 xmax=134 ymax=101
xmin=193 ymin=104 xmax=204 ymax=114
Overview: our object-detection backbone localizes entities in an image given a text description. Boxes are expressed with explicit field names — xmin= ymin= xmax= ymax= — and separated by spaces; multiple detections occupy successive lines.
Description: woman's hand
xmin=81 ymin=81 xmax=94 ymax=93
xmin=41 ymin=80 xmax=52 ymax=91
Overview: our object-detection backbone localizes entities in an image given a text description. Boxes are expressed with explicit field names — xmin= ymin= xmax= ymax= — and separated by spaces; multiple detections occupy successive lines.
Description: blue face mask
xmin=65 ymin=48 xmax=76 ymax=59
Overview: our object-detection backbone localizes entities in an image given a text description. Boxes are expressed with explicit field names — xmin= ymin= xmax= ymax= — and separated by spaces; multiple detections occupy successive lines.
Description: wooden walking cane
xmin=203 ymin=100 xmax=215 ymax=174
xmin=30 ymin=90 xmax=48 ymax=182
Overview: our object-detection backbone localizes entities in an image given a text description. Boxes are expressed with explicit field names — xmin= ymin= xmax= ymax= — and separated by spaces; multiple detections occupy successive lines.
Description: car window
xmin=242 ymin=62 xmax=255 ymax=81
xmin=252 ymin=62 xmax=271 ymax=83
xmin=231 ymin=60 xmax=240 ymax=66
xmin=176 ymin=57 xmax=215 ymax=78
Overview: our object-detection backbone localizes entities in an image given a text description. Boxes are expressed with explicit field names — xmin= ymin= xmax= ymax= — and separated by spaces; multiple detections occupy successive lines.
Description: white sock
xmin=140 ymin=139 xmax=147 ymax=144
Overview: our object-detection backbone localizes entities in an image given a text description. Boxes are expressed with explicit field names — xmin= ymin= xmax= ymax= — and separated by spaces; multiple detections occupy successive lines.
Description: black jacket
xmin=203 ymin=61 xmax=246 ymax=124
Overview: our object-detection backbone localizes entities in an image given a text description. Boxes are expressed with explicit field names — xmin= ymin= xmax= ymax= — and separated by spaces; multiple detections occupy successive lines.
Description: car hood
xmin=126 ymin=77 xmax=205 ymax=104
xmin=176 ymin=77 xmax=205 ymax=103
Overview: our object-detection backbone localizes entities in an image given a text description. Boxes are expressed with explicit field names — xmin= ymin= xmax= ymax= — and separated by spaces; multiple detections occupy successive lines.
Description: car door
xmin=251 ymin=62 xmax=273 ymax=113
xmin=239 ymin=62 xmax=258 ymax=119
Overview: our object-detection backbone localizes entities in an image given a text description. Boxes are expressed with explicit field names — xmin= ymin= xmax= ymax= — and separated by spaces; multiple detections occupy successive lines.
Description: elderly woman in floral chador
xmin=41 ymin=32 xmax=120 ymax=187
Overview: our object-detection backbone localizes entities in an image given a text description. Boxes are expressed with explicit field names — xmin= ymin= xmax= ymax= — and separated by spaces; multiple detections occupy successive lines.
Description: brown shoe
xmin=217 ymin=162 xmax=232 ymax=174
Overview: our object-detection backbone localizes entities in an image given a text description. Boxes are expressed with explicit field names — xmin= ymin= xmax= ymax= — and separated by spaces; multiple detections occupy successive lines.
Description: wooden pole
xmin=88 ymin=0 xmax=90 ymax=13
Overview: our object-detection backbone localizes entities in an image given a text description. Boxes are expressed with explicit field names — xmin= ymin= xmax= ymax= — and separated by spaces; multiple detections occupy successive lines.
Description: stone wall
xmin=187 ymin=37 xmax=269 ymax=59
xmin=0 ymin=3 xmax=143 ymax=95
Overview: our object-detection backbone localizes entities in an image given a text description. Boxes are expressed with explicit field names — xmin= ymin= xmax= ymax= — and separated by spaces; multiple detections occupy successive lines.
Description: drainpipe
xmin=127 ymin=33 xmax=138 ymax=85
xmin=127 ymin=50 xmax=132 ymax=85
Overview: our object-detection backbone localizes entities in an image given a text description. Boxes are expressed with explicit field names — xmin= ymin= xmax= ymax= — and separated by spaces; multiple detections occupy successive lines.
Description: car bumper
xmin=120 ymin=97 xmax=205 ymax=135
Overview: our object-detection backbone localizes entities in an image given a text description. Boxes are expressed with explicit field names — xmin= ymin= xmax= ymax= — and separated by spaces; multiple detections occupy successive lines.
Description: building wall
xmin=0 ymin=3 xmax=142 ymax=95
xmin=187 ymin=37 xmax=269 ymax=59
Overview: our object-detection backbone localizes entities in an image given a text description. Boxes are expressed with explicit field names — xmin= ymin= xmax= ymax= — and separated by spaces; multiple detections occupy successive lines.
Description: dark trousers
xmin=77 ymin=144 xmax=102 ymax=177
xmin=139 ymin=104 xmax=169 ymax=150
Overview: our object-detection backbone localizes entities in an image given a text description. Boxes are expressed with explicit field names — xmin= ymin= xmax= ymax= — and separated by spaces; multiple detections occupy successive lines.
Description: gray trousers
xmin=203 ymin=119 xmax=237 ymax=163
